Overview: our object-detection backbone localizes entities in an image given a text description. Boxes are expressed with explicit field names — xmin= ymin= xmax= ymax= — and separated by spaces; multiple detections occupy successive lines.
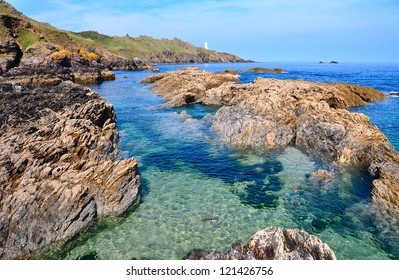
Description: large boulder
xmin=185 ymin=227 xmax=336 ymax=260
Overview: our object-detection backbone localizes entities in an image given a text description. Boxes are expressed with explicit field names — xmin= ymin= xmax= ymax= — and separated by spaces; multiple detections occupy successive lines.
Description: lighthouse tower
xmin=204 ymin=41 xmax=208 ymax=50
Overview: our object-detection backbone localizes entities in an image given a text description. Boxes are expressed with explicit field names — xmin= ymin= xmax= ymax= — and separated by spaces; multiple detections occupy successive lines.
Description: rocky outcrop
xmin=240 ymin=67 xmax=285 ymax=73
xmin=185 ymin=227 xmax=336 ymax=260
xmin=209 ymin=79 xmax=399 ymax=210
xmin=121 ymin=49 xmax=248 ymax=65
xmin=141 ymin=67 xmax=240 ymax=107
xmin=0 ymin=81 xmax=141 ymax=259
xmin=143 ymin=68 xmax=399 ymax=211
xmin=0 ymin=36 xmax=22 ymax=74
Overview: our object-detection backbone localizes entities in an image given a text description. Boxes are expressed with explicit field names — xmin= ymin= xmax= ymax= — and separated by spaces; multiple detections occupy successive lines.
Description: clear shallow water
xmin=37 ymin=62 xmax=399 ymax=260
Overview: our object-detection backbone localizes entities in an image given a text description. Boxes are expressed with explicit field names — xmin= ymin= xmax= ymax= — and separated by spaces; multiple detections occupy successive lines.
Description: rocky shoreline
xmin=0 ymin=8 xmax=144 ymax=257
xmin=142 ymin=67 xmax=399 ymax=212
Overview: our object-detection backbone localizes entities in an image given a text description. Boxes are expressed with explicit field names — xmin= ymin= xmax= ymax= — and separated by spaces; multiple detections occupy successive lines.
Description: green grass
xmin=1 ymin=1 xmax=238 ymax=63
xmin=72 ymin=32 xmax=220 ymax=60
xmin=18 ymin=29 xmax=40 ymax=50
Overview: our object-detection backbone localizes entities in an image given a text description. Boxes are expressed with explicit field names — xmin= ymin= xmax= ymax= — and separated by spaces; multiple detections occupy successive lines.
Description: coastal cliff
xmin=0 ymin=81 xmax=141 ymax=259
xmin=142 ymin=67 xmax=399 ymax=212
xmin=0 ymin=0 xmax=247 ymax=78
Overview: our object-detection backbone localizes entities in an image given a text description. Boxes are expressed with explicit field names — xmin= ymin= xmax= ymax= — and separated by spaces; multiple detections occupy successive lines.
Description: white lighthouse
xmin=204 ymin=41 xmax=208 ymax=50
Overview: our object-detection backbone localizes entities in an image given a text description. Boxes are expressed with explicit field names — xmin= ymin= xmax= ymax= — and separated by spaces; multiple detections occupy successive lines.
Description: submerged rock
xmin=0 ymin=82 xmax=141 ymax=259
xmin=185 ymin=227 xmax=336 ymax=260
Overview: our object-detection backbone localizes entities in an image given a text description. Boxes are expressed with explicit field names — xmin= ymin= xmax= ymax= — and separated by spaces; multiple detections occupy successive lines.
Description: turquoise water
xmin=38 ymin=62 xmax=399 ymax=260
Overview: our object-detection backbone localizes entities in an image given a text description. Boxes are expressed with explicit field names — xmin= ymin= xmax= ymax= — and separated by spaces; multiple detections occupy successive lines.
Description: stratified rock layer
xmin=143 ymin=68 xmax=399 ymax=211
xmin=0 ymin=82 xmax=140 ymax=259
xmin=185 ymin=227 xmax=336 ymax=260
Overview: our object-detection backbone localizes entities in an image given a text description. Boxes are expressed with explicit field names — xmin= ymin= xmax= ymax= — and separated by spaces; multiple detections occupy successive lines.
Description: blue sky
xmin=7 ymin=0 xmax=399 ymax=62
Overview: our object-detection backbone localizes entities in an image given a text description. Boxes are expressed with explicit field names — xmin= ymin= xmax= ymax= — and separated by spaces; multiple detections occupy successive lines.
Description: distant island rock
xmin=389 ymin=92 xmax=399 ymax=96
xmin=330 ymin=61 xmax=338 ymax=64
xmin=240 ymin=67 xmax=286 ymax=73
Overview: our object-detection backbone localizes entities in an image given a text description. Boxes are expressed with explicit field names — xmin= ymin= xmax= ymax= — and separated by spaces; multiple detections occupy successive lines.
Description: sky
xmin=6 ymin=0 xmax=399 ymax=62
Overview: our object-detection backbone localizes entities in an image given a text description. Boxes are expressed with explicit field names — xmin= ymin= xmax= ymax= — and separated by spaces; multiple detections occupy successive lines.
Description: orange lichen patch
xmin=87 ymin=52 xmax=100 ymax=62
xmin=50 ymin=47 xmax=100 ymax=62
xmin=50 ymin=49 xmax=72 ymax=60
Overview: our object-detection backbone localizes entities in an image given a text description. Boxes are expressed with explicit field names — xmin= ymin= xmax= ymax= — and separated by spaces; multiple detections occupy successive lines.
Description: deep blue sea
xmin=40 ymin=62 xmax=399 ymax=260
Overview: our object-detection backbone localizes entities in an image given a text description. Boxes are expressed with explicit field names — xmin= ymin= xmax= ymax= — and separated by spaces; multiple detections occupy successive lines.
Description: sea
xmin=37 ymin=62 xmax=399 ymax=260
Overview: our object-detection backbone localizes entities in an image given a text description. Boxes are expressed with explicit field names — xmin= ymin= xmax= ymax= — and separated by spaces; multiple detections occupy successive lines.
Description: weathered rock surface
xmin=141 ymin=67 xmax=240 ymax=107
xmin=0 ymin=81 xmax=141 ymax=259
xmin=0 ymin=36 xmax=22 ymax=74
xmin=185 ymin=227 xmax=336 ymax=260
xmin=143 ymin=68 xmax=399 ymax=211
xmin=209 ymin=78 xmax=398 ymax=210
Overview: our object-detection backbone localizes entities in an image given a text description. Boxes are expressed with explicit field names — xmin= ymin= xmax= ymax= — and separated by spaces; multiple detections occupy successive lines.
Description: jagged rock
xmin=210 ymin=79 xmax=398 ymax=210
xmin=141 ymin=67 xmax=240 ymax=107
xmin=185 ymin=227 xmax=336 ymax=260
xmin=0 ymin=36 xmax=22 ymax=74
xmin=0 ymin=81 xmax=141 ymax=259
xmin=144 ymin=68 xmax=399 ymax=211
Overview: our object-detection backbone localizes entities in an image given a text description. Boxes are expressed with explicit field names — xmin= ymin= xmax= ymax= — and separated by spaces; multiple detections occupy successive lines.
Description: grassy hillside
xmin=0 ymin=0 xmax=245 ymax=64
xmin=73 ymin=31 xmax=220 ymax=60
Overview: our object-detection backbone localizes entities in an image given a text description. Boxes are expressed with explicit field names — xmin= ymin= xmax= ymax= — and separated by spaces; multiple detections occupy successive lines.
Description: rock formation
xmin=141 ymin=67 xmax=240 ymax=107
xmin=142 ymin=68 xmax=399 ymax=211
xmin=240 ymin=67 xmax=285 ymax=73
xmin=0 ymin=81 xmax=141 ymax=259
xmin=184 ymin=227 xmax=336 ymax=260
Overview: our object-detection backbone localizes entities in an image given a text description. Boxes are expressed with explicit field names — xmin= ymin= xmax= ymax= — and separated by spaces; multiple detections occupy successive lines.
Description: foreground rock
xmin=143 ymin=68 xmax=399 ymax=211
xmin=185 ymin=227 xmax=336 ymax=260
xmin=0 ymin=82 xmax=141 ymax=259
